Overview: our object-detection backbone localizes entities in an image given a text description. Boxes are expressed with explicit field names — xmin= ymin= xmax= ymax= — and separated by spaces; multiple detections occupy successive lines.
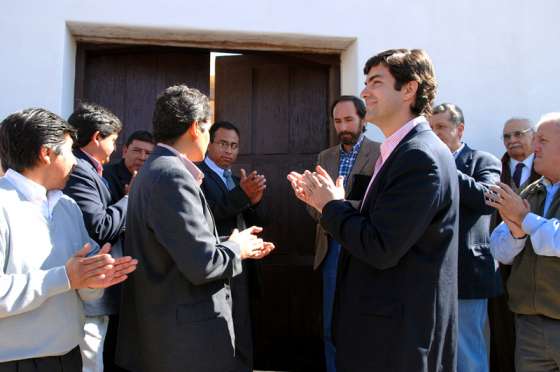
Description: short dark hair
xmin=330 ymin=95 xmax=366 ymax=120
xmin=432 ymin=103 xmax=465 ymax=126
xmin=68 ymin=102 xmax=122 ymax=148
xmin=0 ymin=108 xmax=76 ymax=172
xmin=210 ymin=121 xmax=240 ymax=143
xmin=152 ymin=85 xmax=210 ymax=144
xmin=125 ymin=130 xmax=155 ymax=147
xmin=363 ymin=49 xmax=437 ymax=117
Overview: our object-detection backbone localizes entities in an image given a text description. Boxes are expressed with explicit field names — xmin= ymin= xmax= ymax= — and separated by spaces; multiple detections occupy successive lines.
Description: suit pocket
xmin=176 ymin=300 xmax=217 ymax=324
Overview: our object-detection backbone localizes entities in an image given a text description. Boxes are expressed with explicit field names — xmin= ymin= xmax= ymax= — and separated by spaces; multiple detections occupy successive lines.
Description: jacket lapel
xmin=359 ymin=123 xmax=430 ymax=211
xmin=199 ymin=161 xmax=229 ymax=194
xmin=454 ymin=144 xmax=473 ymax=174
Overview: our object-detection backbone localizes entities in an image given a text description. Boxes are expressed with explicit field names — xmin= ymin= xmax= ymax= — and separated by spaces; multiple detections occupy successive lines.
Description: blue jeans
xmin=322 ymin=239 xmax=341 ymax=372
xmin=458 ymin=299 xmax=489 ymax=372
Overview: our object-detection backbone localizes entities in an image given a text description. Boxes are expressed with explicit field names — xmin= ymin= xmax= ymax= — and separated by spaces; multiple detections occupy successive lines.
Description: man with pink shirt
xmin=288 ymin=49 xmax=459 ymax=372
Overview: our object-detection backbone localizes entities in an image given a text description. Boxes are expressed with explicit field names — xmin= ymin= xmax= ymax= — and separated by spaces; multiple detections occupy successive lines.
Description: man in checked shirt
xmin=306 ymin=95 xmax=380 ymax=372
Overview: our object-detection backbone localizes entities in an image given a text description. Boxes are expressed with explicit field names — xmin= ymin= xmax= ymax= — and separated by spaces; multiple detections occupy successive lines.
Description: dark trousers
xmin=0 ymin=346 xmax=81 ymax=372
xmin=488 ymin=265 xmax=516 ymax=372
xmin=105 ymin=314 xmax=129 ymax=372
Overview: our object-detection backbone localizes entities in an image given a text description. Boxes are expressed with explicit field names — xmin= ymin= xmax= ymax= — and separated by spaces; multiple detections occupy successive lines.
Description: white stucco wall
xmin=1 ymin=0 xmax=558 ymax=156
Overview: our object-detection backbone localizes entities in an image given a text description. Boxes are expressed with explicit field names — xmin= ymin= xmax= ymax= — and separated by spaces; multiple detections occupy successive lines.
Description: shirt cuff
xmin=522 ymin=212 xmax=542 ymax=235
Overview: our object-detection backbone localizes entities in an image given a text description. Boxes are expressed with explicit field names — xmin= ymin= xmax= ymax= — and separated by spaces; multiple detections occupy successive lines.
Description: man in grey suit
xmin=115 ymin=85 xmax=274 ymax=372
xmin=308 ymin=95 xmax=380 ymax=372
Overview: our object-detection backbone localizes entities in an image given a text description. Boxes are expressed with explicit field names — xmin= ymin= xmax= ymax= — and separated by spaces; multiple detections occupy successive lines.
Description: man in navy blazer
xmin=431 ymin=103 xmax=502 ymax=372
xmin=64 ymin=103 xmax=128 ymax=372
xmin=289 ymin=49 xmax=458 ymax=372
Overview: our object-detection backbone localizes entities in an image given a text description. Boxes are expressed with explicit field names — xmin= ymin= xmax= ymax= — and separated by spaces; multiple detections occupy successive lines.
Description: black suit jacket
xmin=197 ymin=160 xmax=266 ymax=236
xmin=197 ymin=160 xmax=266 ymax=370
xmin=116 ymin=146 xmax=243 ymax=372
xmin=321 ymin=122 xmax=458 ymax=372
xmin=103 ymin=159 xmax=132 ymax=201
xmin=455 ymin=144 xmax=503 ymax=299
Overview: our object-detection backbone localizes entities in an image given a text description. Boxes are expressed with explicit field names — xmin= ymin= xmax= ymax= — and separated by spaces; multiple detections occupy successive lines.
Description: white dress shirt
xmin=509 ymin=153 xmax=534 ymax=187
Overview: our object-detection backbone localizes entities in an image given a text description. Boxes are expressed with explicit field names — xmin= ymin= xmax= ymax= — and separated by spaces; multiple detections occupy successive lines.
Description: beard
xmin=338 ymin=131 xmax=361 ymax=146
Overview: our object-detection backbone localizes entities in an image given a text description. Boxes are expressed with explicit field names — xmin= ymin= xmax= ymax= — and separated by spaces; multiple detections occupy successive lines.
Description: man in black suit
xmin=430 ymin=103 xmax=502 ymax=372
xmin=116 ymin=85 xmax=274 ymax=372
xmin=64 ymin=103 xmax=129 ymax=372
xmin=103 ymin=130 xmax=154 ymax=201
xmin=289 ymin=49 xmax=458 ymax=372
xmin=197 ymin=120 xmax=267 ymax=372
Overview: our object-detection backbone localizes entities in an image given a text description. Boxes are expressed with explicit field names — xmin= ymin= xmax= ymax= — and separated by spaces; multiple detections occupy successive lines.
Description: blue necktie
xmin=223 ymin=169 xmax=236 ymax=191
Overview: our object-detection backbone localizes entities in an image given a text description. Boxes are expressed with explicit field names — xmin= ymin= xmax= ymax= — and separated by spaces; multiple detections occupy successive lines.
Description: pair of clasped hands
xmin=65 ymin=243 xmax=138 ymax=290
xmin=287 ymin=165 xmax=345 ymax=212
xmin=484 ymin=182 xmax=531 ymax=238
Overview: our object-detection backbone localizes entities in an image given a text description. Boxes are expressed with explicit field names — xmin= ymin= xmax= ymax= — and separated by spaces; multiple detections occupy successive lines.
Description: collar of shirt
xmin=157 ymin=143 xmax=204 ymax=185
xmin=510 ymin=153 xmax=534 ymax=174
xmin=378 ymin=116 xmax=426 ymax=166
xmin=537 ymin=177 xmax=560 ymax=216
xmin=339 ymin=134 xmax=365 ymax=157
xmin=80 ymin=149 xmax=103 ymax=176
xmin=3 ymin=169 xmax=63 ymax=219
xmin=204 ymin=156 xmax=229 ymax=186
xmin=452 ymin=142 xmax=466 ymax=159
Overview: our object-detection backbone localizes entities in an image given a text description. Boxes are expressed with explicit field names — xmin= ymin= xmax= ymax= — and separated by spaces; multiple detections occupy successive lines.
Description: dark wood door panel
xmin=216 ymin=52 xmax=339 ymax=371
xmin=76 ymin=45 xmax=210 ymax=157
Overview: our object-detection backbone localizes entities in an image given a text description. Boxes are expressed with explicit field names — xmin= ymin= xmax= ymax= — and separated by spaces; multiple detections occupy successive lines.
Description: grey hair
xmin=432 ymin=103 xmax=464 ymax=126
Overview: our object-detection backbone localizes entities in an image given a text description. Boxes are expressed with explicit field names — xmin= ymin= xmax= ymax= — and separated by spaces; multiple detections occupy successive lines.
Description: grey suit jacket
xmin=116 ymin=145 xmax=243 ymax=372
xmin=309 ymin=137 xmax=380 ymax=270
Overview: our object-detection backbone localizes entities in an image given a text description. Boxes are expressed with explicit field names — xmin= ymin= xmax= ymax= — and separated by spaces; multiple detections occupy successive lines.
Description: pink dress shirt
xmin=360 ymin=116 xmax=427 ymax=211
xmin=156 ymin=143 xmax=204 ymax=186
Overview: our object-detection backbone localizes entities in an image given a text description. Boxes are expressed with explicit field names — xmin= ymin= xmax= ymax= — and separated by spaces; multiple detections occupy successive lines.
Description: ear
xmin=187 ymin=121 xmax=200 ymax=139
xmin=457 ymin=123 xmax=465 ymax=138
xmin=38 ymin=146 xmax=53 ymax=165
xmin=403 ymin=80 xmax=419 ymax=102
xmin=91 ymin=130 xmax=102 ymax=145
xmin=122 ymin=145 xmax=128 ymax=157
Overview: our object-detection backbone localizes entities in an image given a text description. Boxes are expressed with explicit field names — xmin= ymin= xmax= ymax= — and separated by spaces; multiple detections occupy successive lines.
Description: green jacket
xmin=508 ymin=178 xmax=560 ymax=318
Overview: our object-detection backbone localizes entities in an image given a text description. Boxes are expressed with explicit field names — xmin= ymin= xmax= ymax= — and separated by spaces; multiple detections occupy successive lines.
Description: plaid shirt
xmin=338 ymin=135 xmax=365 ymax=188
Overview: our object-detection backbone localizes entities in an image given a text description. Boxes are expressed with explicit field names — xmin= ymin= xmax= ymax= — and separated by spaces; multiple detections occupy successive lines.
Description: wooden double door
xmin=75 ymin=44 xmax=340 ymax=371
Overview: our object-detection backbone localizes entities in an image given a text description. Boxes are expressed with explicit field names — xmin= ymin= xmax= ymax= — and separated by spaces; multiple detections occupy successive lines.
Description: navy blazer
xmin=64 ymin=149 xmax=128 ymax=315
xmin=64 ymin=150 xmax=127 ymax=248
xmin=321 ymin=122 xmax=459 ymax=372
xmin=455 ymin=144 xmax=503 ymax=299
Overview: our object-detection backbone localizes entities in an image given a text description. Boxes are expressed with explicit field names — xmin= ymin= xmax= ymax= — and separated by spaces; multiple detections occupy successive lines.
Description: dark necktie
xmin=513 ymin=163 xmax=524 ymax=188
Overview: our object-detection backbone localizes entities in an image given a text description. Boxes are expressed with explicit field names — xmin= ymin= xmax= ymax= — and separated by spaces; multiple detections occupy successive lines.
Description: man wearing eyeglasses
xmin=488 ymin=117 xmax=541 ymax=372
xmin=197 ymin=120 xmax=267 ymax=372
xmin=501 ymin=118 xmax=539 ymax=193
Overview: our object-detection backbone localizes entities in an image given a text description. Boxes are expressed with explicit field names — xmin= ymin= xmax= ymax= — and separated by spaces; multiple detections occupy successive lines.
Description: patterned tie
xmin=223 ymin=169 xmax=236 ymax=191
xmin=513 ymin=163 xmax=524 ymax=188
